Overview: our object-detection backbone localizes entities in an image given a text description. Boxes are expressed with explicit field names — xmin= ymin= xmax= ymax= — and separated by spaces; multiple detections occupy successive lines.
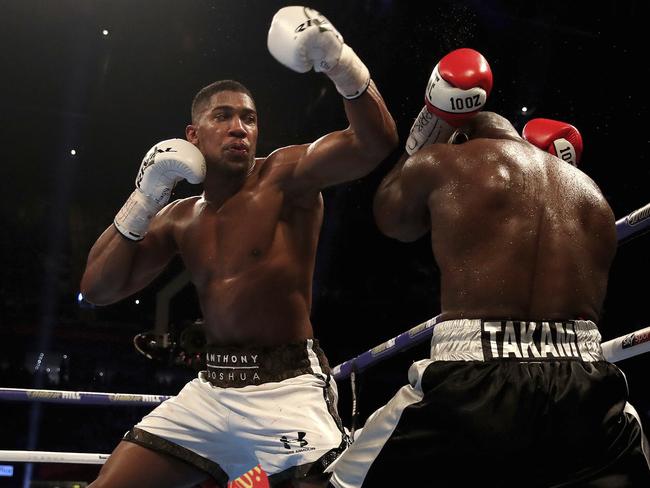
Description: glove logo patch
xmin=136 ymin=146 xmax=178 ymax=189
xmin=294 ymin=18 xmax=331 ymax=33
xmin=295 ymin=7 xmax=333 ymax=34
xmin=426 ymin=73 xmax=441 ymax=101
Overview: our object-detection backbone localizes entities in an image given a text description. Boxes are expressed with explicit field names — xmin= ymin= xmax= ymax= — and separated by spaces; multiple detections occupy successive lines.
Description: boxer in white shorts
xmin=80 ymin=6 xmax=397 ymax=487
xmin=129 ymin=340 xmax=346 ymax=485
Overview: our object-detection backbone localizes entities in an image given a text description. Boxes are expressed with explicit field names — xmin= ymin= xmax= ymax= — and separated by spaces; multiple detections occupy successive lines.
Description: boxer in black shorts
xmin=328 ymin=49 xmax=650 ymax=487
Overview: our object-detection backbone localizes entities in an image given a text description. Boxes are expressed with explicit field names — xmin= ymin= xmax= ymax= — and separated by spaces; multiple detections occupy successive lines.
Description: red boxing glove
xmin=406 ymin=48 xmax=493 ymax=155
xmin=522 ymin=118 xmax=583 ymax=166
xmin=425 ymin=48 xmax=493 ymax=127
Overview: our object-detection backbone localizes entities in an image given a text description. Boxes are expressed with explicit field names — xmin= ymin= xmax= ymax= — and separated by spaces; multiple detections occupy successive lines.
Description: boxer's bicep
xmin=373 ymin=153 xmax=432 ymax=242
xmin=121 ymin=212 xmax=178 ymax=296
xmin=81 ymin=205 xmax=178 ymax=305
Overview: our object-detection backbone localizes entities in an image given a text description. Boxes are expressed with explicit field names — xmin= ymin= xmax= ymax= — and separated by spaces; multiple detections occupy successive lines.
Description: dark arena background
xmin=1 ymin=1 xmax=648 ymax=486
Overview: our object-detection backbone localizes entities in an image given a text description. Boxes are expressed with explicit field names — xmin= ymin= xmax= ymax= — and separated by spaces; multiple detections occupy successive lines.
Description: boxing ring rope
xmin=1 ymin=201 xmax=649 ymax=465
xmin=0 ymin=451 xmax=109 ymax=464
xmin=0 ymin=389 xmax=171 ymax=406
xmin=1 ymin=324 xmax=649 ymax=464
xmin=615 ymin=200 xmax=650 ymax=242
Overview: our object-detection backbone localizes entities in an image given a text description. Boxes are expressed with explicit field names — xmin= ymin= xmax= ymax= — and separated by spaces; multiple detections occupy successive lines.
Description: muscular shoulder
xmin=556 ymin=161 xmax=614 ymax=214
xmin=261 ymin=144 xmax=323 ymax=207
xmin=162 ymin=196 xmax=201 ymax=217
xmin=263 ymin=144 xmax=309 ymax=176
xmin=140 ymin=196 xmax=201 ymax=251
xmin=404 ymin=143 xmax=468 ymax=184
xmin=405 ymin=138 xmax=536 ymax=196
xmin=152 ymin=196 xmax=204 ymax=233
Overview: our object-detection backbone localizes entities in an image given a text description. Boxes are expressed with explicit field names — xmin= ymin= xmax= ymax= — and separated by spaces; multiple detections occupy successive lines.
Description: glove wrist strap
xmin=405 ymin=106 xmax=455 ymax=155
xmin=114 ymin=190 xmax=162 ymax=241
xmin=325 ymin=44 xmax=370 ymax=100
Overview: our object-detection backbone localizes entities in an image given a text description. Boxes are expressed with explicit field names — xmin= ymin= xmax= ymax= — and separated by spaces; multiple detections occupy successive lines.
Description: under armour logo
xmin=280 ymin=432 xmax=308 ymax=449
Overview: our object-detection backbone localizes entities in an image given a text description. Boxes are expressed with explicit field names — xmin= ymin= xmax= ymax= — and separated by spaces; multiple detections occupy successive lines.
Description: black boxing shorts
xmin=328 ymin=319 xmax=650 ymax=487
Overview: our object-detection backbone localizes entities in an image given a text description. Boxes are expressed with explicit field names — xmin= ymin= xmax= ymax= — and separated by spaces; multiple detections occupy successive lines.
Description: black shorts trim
xmin=271 ymin=374 xmax=348 ymax=485
xmin=123 ymin=427 xmax=228 ymax=486
xmin=270 ymin=443 xmax=348 ymax=485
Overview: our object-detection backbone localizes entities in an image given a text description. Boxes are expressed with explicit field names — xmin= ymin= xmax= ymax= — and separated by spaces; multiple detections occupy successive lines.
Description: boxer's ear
xmin=186 ymin=125 xmax=198 ymax=144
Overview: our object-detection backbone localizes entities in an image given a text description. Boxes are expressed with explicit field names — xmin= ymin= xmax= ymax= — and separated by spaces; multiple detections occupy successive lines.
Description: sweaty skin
xmin=81 ymin=86 xmax=397 ymax=347
xmin=374 ymin=112 xmax=617 ymax=323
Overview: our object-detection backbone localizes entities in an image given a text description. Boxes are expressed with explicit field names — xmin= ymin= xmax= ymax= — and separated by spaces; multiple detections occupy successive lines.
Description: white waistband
xmin=430 ymin=319 xmax=604 ymax=362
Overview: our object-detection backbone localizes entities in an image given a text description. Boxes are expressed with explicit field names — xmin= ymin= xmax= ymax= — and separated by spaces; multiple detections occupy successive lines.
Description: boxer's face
xmin=187 ymin=90 xmax=258 ymax=175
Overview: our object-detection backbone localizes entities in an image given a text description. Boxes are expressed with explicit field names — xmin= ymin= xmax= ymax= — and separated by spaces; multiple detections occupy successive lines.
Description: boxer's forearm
xmin=267 ymin=6 xmax=397 ymax=184
xmin=80 ymin=225 xmax=141 ymax=305
xmin=343 ymin=81 xmax=398 ymax=165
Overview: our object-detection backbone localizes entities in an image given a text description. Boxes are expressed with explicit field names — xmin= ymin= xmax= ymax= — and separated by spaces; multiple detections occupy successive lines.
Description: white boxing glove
xmin=114 ymin=139 xmax=206 ymax=241
xmin=405 ymin=106 xmax=457 ymax=156
xmin=267 ymin=6 xmax=370 ymax=99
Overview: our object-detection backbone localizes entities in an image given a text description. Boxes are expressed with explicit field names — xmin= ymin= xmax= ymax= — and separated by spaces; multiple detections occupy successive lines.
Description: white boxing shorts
xmin=124 ymin=339 xmax=348 ymax=486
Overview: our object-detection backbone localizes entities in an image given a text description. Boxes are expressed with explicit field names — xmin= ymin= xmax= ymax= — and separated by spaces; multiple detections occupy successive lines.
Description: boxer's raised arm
xmin=267 ymin=6 xmax=398 ymax=192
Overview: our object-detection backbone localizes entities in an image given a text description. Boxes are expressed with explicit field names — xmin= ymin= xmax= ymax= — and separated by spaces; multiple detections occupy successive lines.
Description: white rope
xmin=0 ymin=330 xmax=647 ymax=466
xmin=0 ymin=450 xmax=109 ymax=464
xmin=601 ymin=326 xmax=650 ymax=362
xmin=0 ymin=387 xmax=170 ymax=406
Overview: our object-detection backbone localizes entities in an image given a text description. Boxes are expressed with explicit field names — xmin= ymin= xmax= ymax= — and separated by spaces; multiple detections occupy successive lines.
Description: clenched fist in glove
xmin=114 ymin=139 xmax=206 ymax=241
xmin=267 ymin=6 xmax=371 ymax=99
xmin=406 ymin=48 xmax=493 ymax=155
